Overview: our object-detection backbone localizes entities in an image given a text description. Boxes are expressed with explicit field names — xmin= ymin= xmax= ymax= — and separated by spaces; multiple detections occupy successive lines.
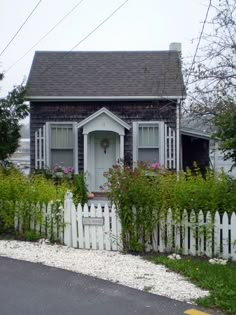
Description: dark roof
xmin=27 ymin=51 xmax=185 ymax=99
xmin=181 ymin=117 xmax=214 ymax=139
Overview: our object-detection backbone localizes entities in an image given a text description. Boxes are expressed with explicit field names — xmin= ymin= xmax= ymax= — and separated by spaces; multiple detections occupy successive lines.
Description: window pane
xmin=139 ymin=126 xmax=159 ymax=147
xmin=51 ymin=126 xmax=73 ymax=148
xmin=138 ymin=148 xmax=159 ymax=164
xmin=51 ymin=149 xmax=73 ymax=167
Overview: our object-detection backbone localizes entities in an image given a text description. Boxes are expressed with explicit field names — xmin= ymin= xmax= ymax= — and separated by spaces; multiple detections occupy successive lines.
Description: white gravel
xmin=0 ymin=240 xmax=208 ymax=302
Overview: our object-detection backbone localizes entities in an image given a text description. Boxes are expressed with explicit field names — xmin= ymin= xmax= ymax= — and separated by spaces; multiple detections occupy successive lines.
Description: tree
xmin=186 ymin=0 xmax=236 ymax=118
xmin=214 ymin=104 xmax=236 ymax=168
xmin=0 ymin=85 xmax=28 ymax=161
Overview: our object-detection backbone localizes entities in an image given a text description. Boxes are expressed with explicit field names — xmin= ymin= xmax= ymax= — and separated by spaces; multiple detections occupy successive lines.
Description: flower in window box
xmin=150 ymin=162 xmax=161 ymax=170
xmin=87 ymin=192 xmax=95 ymax=199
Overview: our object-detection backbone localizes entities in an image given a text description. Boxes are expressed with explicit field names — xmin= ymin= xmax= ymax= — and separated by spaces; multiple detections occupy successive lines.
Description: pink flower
xmin=150 ymin=162 xmax=161 ymax=170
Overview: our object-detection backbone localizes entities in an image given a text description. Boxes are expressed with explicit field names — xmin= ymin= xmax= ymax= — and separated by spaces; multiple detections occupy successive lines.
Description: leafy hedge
xmin=104 ymin=164 xmax=236 ymax=251
xmin=0 ymin=166 xmax=87 ymax=239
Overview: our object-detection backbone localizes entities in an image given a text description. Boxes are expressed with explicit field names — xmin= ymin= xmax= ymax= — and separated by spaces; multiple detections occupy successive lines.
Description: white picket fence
xmin=63 ymin=193 xmax=122 ymax=250
xmin=14 ymin=201 xmax=64 ymax=242
xmin=151 ymin=209 xmax=236 ymax=260
xmin=12 ymin=193 xmax=236 ymax=260
xmin=63 ymin=193 xmax=236 ymax=260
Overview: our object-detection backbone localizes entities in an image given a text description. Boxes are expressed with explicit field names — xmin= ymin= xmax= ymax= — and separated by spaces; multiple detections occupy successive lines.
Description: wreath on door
xmin=100 ymin=138 xmax=110 ymax=154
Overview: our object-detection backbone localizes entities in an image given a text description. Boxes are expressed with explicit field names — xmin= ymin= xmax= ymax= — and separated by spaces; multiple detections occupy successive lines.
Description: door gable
xmin=77 ymin=107 xmax=130 ymax=135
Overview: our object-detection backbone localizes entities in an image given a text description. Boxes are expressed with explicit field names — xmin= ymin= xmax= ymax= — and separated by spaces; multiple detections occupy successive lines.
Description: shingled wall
xmin=30 ymin=99 xmax=177 ymax=171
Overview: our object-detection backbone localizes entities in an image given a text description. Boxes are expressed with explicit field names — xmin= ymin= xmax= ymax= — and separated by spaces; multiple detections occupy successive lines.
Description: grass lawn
xmin=147 ymin=255 xmax=236 ymax=315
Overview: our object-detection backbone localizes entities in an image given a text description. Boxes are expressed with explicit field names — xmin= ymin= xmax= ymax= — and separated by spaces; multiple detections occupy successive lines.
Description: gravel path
xmin=0 ymin=240 xmax=208 ymax=302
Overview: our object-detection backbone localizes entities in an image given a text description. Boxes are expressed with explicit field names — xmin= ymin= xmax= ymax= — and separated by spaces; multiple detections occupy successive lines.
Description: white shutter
xmin=164 ymin=124 xmax=176 ymax=169
xmin=35 ymin=125 xmax=46 ymax=169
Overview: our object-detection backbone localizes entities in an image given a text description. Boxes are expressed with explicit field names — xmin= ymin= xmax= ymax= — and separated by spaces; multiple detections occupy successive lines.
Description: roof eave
xmin=181 ymin=128 xmax=210 ymax=139
xmin=27 ymin=95 xmax=186 ymax=101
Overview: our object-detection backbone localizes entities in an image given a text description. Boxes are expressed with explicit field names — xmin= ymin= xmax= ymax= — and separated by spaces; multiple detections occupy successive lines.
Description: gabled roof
xmin=77 ymin=107 xmax=130 ymax=130
xmin=27 ymin=51 xmax=185 ymax=100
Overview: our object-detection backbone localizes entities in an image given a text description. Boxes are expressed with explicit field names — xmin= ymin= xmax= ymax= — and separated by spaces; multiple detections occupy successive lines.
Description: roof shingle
xmin=27 ymin=51 xmax=185 ymax=98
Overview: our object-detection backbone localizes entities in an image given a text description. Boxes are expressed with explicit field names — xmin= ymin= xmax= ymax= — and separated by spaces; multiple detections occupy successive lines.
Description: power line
xmin=0 ymin=0 xmax=42 ymax=57
xmin=27 ymin=0 xmax=129 ymax=78
xmin=70 ymin=0 xmax=129 ymax=51
xmin=185 ymin=0 xmax=212 ymax=89
xmin=6 ymin=0 xmax=85 ymax=73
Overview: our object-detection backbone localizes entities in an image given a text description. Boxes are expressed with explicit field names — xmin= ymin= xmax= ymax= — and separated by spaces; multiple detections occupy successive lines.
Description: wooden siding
xmin=30 ymin=100 xmax=177 ymax=170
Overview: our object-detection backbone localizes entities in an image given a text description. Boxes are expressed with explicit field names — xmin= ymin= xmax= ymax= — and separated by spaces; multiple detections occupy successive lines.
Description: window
xmin=46 ymin=122 xmax=77 ymax=169
xmin=133 ymin=122 xmax=164 ymax=165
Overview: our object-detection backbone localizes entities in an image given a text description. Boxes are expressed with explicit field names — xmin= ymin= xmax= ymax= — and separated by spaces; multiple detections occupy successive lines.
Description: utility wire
xmin=185 ymin=0 xmax=212 ymax=89
xmin=6 ymin=0 xmax=85 ymax=73
xmin=0 ymin=0 xmax=42 ymax=57
xmin=28 ymin=0 xmax=129 ymax=78
xmin=70 ymin=0 xmax=128 ymax=51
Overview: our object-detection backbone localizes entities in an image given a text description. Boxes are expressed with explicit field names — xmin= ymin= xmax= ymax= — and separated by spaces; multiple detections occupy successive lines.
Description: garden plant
xmin=0 ymin=164 xmax=87 ymax=241
xmin=104 ymin=162 xmax=236 ymax=252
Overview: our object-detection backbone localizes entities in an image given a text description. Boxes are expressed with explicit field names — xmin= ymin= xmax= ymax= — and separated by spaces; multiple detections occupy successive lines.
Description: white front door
xmin=94 ymin=132 xmax=117 ymax=191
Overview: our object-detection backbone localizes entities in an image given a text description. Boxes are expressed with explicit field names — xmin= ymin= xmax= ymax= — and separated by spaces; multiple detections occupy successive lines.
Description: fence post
xmin=64 ymin=192 xmax=73 ymax=246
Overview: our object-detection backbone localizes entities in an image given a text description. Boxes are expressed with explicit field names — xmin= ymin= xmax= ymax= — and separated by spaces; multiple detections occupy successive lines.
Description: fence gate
xmin=64 ymin=193 xmax=122 ymax=250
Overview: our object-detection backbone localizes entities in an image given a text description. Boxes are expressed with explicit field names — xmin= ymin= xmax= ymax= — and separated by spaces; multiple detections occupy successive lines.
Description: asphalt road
xmin=0 ymin=256 xmax=216 ymax=315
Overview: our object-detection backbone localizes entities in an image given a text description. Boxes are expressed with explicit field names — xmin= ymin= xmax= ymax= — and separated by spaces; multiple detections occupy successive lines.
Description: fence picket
xmin=41 ymin=203 xmax=47 ymax=237
xmin=64 ymin=193 xmax=73 ymax=247
xmin=111 ymin=204 xmax=118 ymax=250
xmin=83 ymin=204 xmax=90 ymax=249
xmin=205 ymin=211 xmax=212 ymax=257
xmin=47 ymin=202 xmax=52 ymax=240
xmin=77 ymin=204 xmax=84 ymax=249
xmin=222 ymin=212 xmax=229 ymax=259
xmin=189 ymin=210 xmax=196 ymax=256
xmin=152 ymin=224 xmax=158 ymax=252
xmin=96 ymin=204 xmax=104 ymax=250
xmin=181 ymin=210 xmax=188 ymax=255
xmin=214 ymin=211 xmax=221 ymax=257
xmin=231 ymin=212 xmax=236 ymax=260
xmin=104 ymin=204 xmax=111 ymax=250
xmin=166 ymin=208 xmax=172 ymax=251
xmin=116 ymin=206 xmax=123 ymax=251
xmin=198 ymin=210 xmax=204 ymax=256
xmin=158 ymin=216 xmax=165 ymax=252
xmin=71 ymin=203 xmax=77 ymax=248
xmin=90 ymin=204 xmax=97 ymax=249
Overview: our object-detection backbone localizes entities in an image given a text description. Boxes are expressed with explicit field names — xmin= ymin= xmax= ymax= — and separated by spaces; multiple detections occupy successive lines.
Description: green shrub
xmin=24 ymin=230 xmax=41 ymax=242
xmin=72 ymin=173 xmax=88 ymax=206
xmin=104 ymin=163 xmax=236 ymax=252
xmin=0 ymin=166 xmax=69 ymax=237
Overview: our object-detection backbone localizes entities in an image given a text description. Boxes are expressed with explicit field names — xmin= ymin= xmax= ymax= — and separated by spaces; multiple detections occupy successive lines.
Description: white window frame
xmin=45 ymin=122 xmax=78 ymax=173
xmin=133 ymin=121 xmax=164 ymax=166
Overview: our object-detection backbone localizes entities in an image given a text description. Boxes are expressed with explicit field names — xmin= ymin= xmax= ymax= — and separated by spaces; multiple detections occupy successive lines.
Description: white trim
xmin=176 ymin=100 xmax=180 ymax=173
xmin=120 ymin=135 xmax=124 ymax=160
xmin=43 ymin=125 xmax=46 ymax=167
xmin=45 ymin=122 xmax=50 ymax=167
xmin=132 ymin=122 xmax=138 ymax=165
xmin=35 ymin=130 xmax=38 ymax=169
xmin=84 ymin=134 xmax=88 ymax=174
xmin=159 ymin=122 xmax=165 ymax=165
xmin=73 ymin=123 xmax=78 ymax=174
xmin=39 ymin=127 xmax=42 ymax=169
xmin=27 ymin=95 xmax=185 ymax=101
xmin=181 ymin=129 xmax=210 ymax=140
xmin=133 ymin=121 xmax=165 ymax=166
xmin=45 ymin=121 xmax=78 ymax=170
xmin=77 ymin=107 xmax=130 ymax=131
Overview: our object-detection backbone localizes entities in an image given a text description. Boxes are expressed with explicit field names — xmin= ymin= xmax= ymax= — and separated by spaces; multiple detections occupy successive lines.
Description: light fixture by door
xmin=100 ymin=138 xmax=110 ymax=154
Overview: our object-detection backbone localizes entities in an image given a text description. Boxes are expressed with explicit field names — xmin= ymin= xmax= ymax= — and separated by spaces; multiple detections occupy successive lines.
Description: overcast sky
xmin=0 ymin=0 xmax=211 ymax=98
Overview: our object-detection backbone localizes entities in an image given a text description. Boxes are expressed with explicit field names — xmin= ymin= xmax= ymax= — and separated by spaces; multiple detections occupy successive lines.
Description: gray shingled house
xmin=27 ymin=47 xmax=185 ymax=192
